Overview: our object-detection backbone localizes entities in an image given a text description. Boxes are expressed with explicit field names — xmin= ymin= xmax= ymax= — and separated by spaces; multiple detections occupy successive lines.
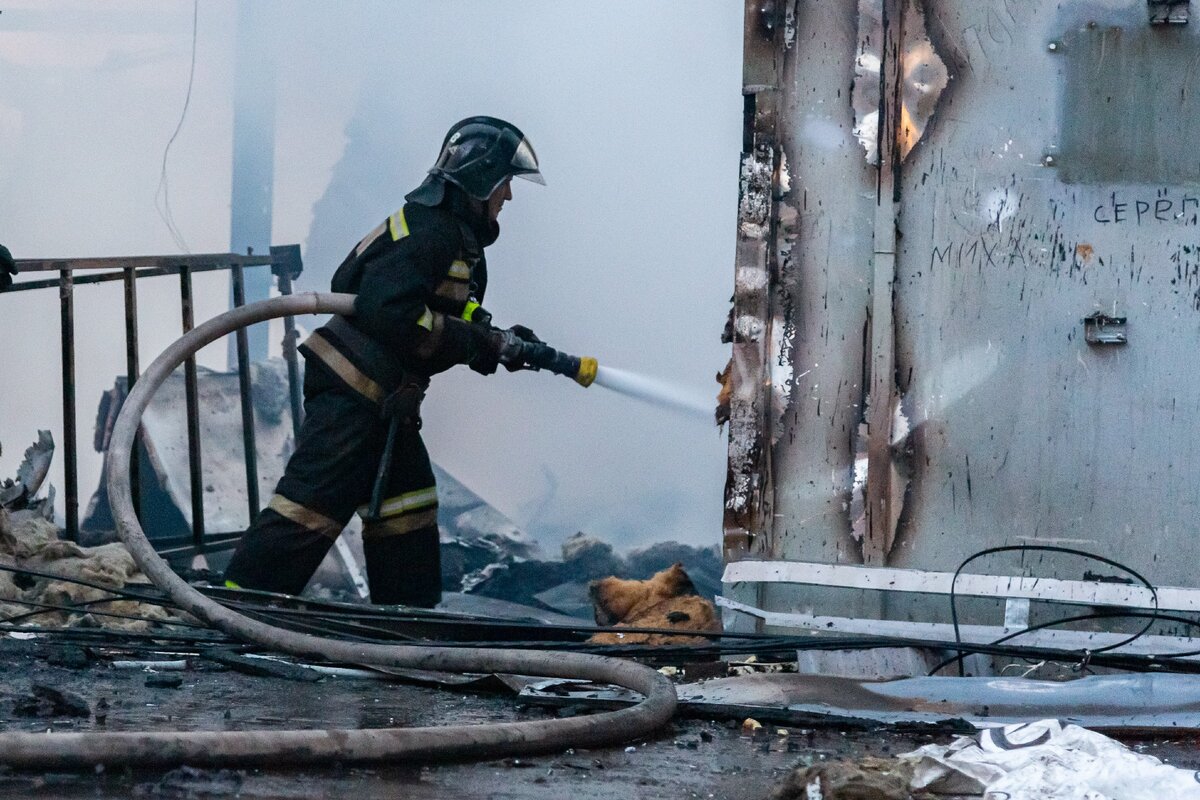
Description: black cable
xmin=211 ymin=599 xmax=422 ymax=643
xmin=386 ymin=630 xmax=1200 ymax=675
xmin=231 ymin=606 xmax=389 ymax=645
xmin=929 ymin=607 xmax=1200 ymax=675
xmin=154 ymin=0 xmax=199 ymax=252
xmin=0 ymin=563 xmax=169 ymax=605
xmin=7 ymin=611 xmax=1200 ymax=676
xmin=0 ymin=623 xmax=229 ymax=646
xmin=11 ymin=555 xmax=1200 ymax=675
xmin=0 ymin=596 xmax=207 ymax=630
xmin=948 ymin=545 xmax=1159 ymax=676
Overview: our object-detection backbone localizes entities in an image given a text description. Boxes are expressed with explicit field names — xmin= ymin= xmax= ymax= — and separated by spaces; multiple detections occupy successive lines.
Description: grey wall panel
xmin=768 ymin=0 xmax=874 ymax=564
xmin=892 ymin=0 xmax=1200 ymax=587
xmin=757 ymin=0 xmax=879 ymax=619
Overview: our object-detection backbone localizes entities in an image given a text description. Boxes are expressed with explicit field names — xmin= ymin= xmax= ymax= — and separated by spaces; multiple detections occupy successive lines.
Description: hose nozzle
xmin=574 ymin=356 xmax=598 ymax=387
xmin=519 ymin=341 xmax=598 ymax=388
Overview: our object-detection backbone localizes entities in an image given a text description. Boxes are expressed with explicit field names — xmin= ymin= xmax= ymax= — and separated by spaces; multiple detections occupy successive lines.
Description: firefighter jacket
xmin=300 ymin=190 xmax=497 ymax=404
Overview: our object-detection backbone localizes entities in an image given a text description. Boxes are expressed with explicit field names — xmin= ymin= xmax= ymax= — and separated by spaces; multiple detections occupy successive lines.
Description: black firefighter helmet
xmin=407 ymin=116 xmax=544 ymax=206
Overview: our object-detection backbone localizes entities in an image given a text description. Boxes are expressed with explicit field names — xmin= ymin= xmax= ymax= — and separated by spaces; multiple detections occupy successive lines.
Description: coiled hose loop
xmin=0 ymin=292 xmax=676 ymax=768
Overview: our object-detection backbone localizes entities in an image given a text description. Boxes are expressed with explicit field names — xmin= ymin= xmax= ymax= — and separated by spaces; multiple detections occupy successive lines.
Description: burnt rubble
xmin=444 ymin=531 xmax=722 ymax=620
xmin=0 ymin=432 xmax=55 ymax=516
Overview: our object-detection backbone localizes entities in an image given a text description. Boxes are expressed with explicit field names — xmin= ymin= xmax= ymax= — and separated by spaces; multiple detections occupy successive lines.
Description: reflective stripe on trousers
xmin=360 ymin=486 xmax=438 ymax=538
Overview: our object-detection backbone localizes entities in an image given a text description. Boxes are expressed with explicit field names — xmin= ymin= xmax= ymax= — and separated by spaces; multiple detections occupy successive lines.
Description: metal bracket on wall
xmin=1149 ymin=0 xmax=1189 ymax=25
xmin=1083 ymin=313 xmax=1128 ymax=345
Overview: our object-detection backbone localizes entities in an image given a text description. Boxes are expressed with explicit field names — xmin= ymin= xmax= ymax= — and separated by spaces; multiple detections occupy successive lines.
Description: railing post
xmin=122 ymin=266 xmax=141 ymax=519
xmin=4 ymin=250 xmax=294 ymax=549
xmin=231 ymin=256 xmax=261 ymax=525
xmin=179 ymin=265 xmax=206 ymax=559
xmin=58 ymin=268 xmax=78 ymax=538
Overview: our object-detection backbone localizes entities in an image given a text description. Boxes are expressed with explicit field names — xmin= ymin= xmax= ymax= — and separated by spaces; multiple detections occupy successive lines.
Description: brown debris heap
xmin=0 ymin=507 xmax=176 ymax=631
xmin=768 ymin=757 xmax=928 ymax=800
xmin=588 ymin=563 xmax=722 ymax=645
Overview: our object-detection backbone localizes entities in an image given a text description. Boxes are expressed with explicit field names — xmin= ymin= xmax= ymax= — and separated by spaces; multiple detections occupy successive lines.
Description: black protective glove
xmin=509 ymin=324 xmax=542 ymax=345
xmin=0 ymin=245 xmax=14 ymax=292
xmin=496 ymin=326 xmax=544 ymax=371
xmin=468 ymin=327 xmax=512 ymax=375
xmin=468 ymin=326 xmax=529 ymax=375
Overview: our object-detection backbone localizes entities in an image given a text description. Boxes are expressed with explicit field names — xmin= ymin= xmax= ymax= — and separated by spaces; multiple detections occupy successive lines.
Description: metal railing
xmin=1 ymin=246 xmax=306 ymax=561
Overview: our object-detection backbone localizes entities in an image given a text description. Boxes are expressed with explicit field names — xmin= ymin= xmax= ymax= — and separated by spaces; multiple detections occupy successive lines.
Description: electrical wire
xmin=7 ymin=560 xmax=1200 ymax=672
xmin=154 ymin=0 xmax=199 ymax=253
xmin=0 ymin=596 xmax=207 ymax=629
xmin=928 ymin=608 xmax=1200 ymax=676
xmin=0 ymin=562 xmax=167 ymax=604
xmin=9 ymin=551 xmax=1200 ymax=682
xmin=942 ymin=545 xmax=1161 ymax=676
xmin=8 ymin=595 xmax=1200 ymax=676
xmin=0 ymin=623 xmax=229 ymax=646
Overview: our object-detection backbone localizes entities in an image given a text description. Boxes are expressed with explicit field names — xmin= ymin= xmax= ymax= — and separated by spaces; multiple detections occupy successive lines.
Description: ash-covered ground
xmin=0 ymin=636 xmax=927 ymax=799
xmin=3 ymin=638 xmax=1200 ymax=799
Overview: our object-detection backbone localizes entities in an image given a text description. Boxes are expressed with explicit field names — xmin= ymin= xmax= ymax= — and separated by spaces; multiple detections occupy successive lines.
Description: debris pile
xmin=767 ymin=719 xmax=1200 ymax=800
xmin=135 ymin=766 xmax=245 ymax=798
xmin=589 ymin=563 xmax=721 ymax=645
xmin=0 ymin=435 xmax=176 ymax=632
xmin=768 ymin=757 xmax=918 ymax=800
xmin=12 ymin=683 xmax=91 ymax=719
xmin=436 ymin=462 xmax=543 ymax=592
xmin=83 ymin=365 xmax=298 ymax=546
xmin=445 ymin=531 xmax=723 ymax=621
xmin=0 ymin=431 xmax=54 ymax=515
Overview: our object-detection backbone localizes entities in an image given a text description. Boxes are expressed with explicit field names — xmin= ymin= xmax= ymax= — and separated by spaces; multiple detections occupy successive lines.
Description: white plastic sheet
xmin=901 ymin=719 xmax=1200 ymax=800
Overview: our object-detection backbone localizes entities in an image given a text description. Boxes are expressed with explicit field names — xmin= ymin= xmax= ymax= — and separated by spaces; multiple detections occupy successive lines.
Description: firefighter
xmin=223 ymin=116 xmax=545 ymax=607
xmin=0 ymin=244 xmax=15 ymax=291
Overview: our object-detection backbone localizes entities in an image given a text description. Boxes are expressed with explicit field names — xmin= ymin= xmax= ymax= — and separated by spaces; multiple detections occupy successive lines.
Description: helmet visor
xmin=510 ymin=137 xmax=546 ymax=185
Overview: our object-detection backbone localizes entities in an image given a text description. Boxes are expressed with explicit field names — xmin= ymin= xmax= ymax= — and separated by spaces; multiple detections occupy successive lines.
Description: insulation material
xmin=588 ymin=563 xmax=722 ymax=646
xmin=0 ymin=508 xmax=176 ymax=631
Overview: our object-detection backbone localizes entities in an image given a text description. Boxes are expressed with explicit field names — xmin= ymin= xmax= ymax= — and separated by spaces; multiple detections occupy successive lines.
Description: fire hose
xmin=0 ymin=292 xmax=677 ymax=768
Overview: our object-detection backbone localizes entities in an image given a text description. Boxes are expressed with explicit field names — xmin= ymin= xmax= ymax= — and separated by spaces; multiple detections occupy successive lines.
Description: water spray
xmin=516 ymin=340 xmax=712 ymax=421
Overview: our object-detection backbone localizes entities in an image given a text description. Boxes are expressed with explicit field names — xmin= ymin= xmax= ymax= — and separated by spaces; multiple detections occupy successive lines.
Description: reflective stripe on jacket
xmin=301 ymin=201 xmax=490 ymax=399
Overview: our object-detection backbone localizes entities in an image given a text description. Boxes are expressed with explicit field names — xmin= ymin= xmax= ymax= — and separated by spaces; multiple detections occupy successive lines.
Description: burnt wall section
xmin=725 ymin=0 xmax=885 ymax=628
xmin=761 ymin=0 xmax=876 ymax=569
xmin=723 ymin=0 xmax=788 ymax=566
xmin=722 ymin=1 xmax=793 ymax=630
xmin=729 ymin=0 xmax=1200 ymax=635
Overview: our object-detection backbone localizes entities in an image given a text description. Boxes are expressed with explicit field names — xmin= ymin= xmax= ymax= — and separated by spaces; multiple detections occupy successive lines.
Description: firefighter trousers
xmin=223 ymin=366 xmax=441 ymax=606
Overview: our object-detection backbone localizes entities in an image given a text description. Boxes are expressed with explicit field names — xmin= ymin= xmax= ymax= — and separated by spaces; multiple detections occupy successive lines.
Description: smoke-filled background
xmin=0 ymin=1 xmax=741 ymax=550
